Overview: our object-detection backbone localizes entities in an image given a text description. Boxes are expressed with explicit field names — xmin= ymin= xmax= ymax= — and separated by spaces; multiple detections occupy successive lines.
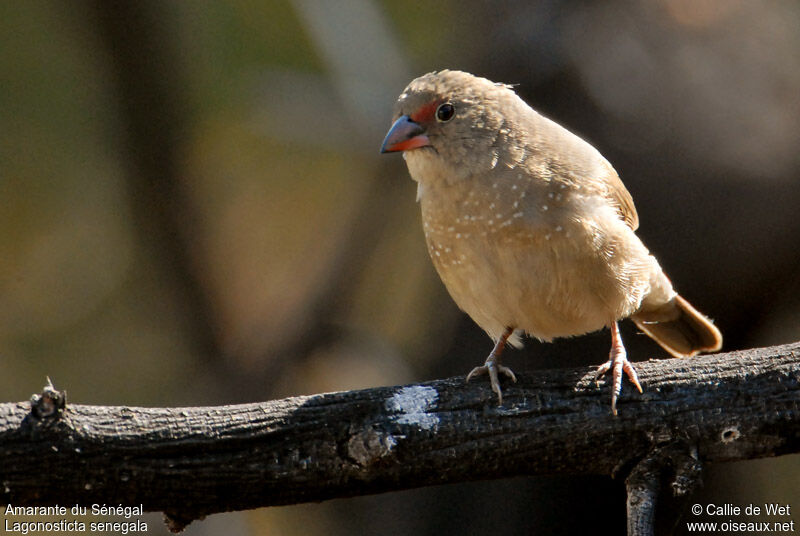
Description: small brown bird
xmin=381 ymin=70 xmax=721 ymax=414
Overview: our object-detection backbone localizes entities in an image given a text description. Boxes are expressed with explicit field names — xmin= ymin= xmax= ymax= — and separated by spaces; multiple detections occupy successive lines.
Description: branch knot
xmin=29 ymin=378 xmax=66 ymax=420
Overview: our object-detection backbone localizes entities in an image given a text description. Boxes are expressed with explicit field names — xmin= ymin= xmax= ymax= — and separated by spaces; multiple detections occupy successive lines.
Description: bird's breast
xmin=417 ymin=177 xmax=654 ymax=341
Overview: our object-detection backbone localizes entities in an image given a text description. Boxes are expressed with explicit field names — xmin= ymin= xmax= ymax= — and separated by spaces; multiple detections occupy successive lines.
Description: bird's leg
xmin=595 ymin=322 xmax=643 ymax=415
xmin=466 ymin=326 xmax=517 ymax=405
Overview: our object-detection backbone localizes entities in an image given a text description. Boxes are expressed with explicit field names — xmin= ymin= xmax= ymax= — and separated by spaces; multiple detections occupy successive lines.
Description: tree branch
xmin=1 ymin=342 xmax=799 ymax=532
xmin=625 ymin=441 xmax=702 ymax=535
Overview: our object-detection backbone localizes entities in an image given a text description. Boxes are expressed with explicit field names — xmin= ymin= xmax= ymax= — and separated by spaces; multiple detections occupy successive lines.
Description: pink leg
xmin=466 ymin=326 xmax=517 ymax=406
xmin=595 ymin=322 xmax=642 ymax=415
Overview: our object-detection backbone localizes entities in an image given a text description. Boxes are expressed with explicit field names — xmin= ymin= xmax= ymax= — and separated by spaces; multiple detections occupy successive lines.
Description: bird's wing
xmin=601 ymin=162 xmax=639 ymax=230
xmin=512 ymin=103 xmax=640 ymax=230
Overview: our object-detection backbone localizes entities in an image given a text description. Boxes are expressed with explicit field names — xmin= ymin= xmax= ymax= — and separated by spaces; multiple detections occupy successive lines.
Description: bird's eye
xmin=436 ymin=102 xmax=455 ymax=122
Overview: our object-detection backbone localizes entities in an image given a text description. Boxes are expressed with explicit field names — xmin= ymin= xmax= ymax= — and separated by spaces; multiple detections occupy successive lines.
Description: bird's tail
xmin=631 ymin=294 xmax=722 ymax=357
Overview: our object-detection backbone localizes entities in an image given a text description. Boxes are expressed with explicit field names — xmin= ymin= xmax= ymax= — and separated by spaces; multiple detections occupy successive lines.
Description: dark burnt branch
xmin=625 ymin=442 xmax=703 ymax=536
xmin=1 ymin=342 xmax=798 ymax=532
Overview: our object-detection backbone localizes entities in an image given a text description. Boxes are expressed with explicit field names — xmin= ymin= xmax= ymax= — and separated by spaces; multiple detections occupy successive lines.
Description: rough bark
xmin=1 ymin=342 xmax=798 ymax=532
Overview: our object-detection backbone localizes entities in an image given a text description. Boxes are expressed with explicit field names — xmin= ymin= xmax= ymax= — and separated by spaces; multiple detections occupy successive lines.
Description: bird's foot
xmin=595 ymin=322 xmax=643 ymax=415
xmin=466 ymin=356 xmax=517 ymax=406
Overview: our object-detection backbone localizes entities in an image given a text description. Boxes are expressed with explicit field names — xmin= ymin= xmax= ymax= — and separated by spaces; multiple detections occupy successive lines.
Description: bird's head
xmin=381 ymin=70 xmax=522 ymax=182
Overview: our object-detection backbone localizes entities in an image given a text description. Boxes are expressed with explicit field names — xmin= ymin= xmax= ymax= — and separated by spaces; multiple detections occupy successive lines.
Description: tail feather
xmin=632 ymin=294 xmax=722 ymax=357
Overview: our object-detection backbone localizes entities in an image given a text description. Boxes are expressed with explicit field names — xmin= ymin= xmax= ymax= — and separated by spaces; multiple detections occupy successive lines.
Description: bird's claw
xmin=594 ymin=322 xmax=643 ymax=415
xmin=595 ymin=355 xmax=642 ymax=416
xmin=466 ymin=361 xmax=517 ymax=406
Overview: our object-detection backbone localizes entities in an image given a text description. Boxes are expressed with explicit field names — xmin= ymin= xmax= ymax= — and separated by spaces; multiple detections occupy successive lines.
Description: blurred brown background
xmin=2 ymin=0 xmax=799 ymax=534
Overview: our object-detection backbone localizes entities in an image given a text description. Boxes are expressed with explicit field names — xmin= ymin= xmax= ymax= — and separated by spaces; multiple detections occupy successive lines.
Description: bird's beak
xmin=380 ymin=115 xmax=430 ymax=153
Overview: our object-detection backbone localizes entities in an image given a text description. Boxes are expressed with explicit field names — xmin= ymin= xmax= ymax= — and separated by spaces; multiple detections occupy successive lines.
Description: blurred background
xmin=1 ymin=0 xmax=799 ymax=534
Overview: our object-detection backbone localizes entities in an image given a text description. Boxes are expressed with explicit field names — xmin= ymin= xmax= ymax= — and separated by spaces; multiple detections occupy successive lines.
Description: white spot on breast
xmin=511 ymin=184 xmax=518 ymax=190
xmin=513 ymin=212 xmax=524 ymax=218
xmin=541 ymin=205 xmax=549 ymax=211
xmin=386 ymin=386 xmax=439 ymax=430
xmin=555 ymin=225 xmax=563 ymax=232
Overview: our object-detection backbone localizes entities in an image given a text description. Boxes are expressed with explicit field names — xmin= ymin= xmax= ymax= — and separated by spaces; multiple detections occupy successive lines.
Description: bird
xmin=380 ymin=70 xmax=722 ymax=414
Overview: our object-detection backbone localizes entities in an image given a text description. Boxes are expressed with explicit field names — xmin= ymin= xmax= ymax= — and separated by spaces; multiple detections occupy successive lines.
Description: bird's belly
xmin=426 ymin=220 xmax=650 ymax=342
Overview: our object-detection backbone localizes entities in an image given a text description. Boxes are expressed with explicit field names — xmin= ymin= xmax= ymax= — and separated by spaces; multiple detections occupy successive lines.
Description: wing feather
xmin=601 ymin=161 xmax=639 ymax=230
